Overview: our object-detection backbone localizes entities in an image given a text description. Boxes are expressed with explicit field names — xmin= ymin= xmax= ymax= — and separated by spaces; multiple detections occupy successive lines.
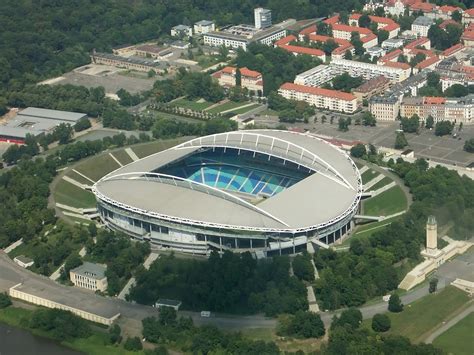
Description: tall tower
xmin=254 ymin=8 xmax=272 ymax=29
xmin=426 ymin=215 xmax=437 ymax=252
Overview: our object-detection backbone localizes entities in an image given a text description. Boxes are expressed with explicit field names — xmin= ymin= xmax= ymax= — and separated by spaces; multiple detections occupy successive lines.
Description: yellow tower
xmin=426 ymin=215 xmax=437 ymax=252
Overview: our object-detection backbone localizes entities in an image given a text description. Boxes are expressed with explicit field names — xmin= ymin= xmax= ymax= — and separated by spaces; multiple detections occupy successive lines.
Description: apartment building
xmin=294 ymin=65 xmax=339 ymax=87
xmin=411 ymin=16 xmax=434 ymax=37
xmin=331 ymin=58 xmax=410 ymax=82
xmin=212 ymin=66 xmax=264 ymax=93
xmin=70 ymin=262 xmax=108 ymax=292
xmin=353 ymin=76 xmax=391 ymax=103
xmin=278 ymin=82 xmax=358 ymax=113
xmin=400 ymin=96 xmax=474 ymax=123
xmin=369 ymin=95 xmax=400 ymax=121
xmin=194 ymin=20 xmax=215 ymax=35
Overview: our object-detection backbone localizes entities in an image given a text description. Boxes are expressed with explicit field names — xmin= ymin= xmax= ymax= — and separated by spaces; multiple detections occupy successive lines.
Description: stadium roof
xmin=94 ymin=130 xmax=361 ymax=232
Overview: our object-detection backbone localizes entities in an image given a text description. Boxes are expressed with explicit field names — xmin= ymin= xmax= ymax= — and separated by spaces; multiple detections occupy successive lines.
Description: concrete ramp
xmin=363 ymin=174 xmax=385 ymax=190
xmin=125 ymin=148 xmax=139 ymax=162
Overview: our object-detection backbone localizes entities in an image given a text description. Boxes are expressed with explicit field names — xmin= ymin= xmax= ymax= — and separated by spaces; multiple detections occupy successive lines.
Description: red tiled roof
xmin=240 ymin=67 xmax=261 ymax=78
xmin=384 ymin=61 xmax=411 ymax=70
xmin=415 ymin=56 xmax=440 ymax=69
xmin=361 ymin=33 xmax=377 ymax=43
xmin=384 ymin=23 xmax=400 ymax=32
xmin=279 ymin=82 xmax=356 ymax=101
xmin=332 ymin=23 xmax=372 ymax=35
xmin=308 ymin=34 xmax=331 ymax=42
xmin=221 ymin=66 xmax=236 ymax=74
xmin=405 ymin=37 xmax=430 ymax=50
xmin=378 ymin=49 xmax=403 ymax=63
xmin=324 ymin=15 xmax=340 ymax=25
xmin=409 ymin=2 xmax=435 ymax=12
xmin=442 ymin=43 xmax=464 ymax=57
xmin=424 ymin=97 xmax=446 ymax=105
xmin=462 ymin=29 xmax=474 ymax=41
xmin=300 ymin=24 xmax=317 ymax=35
xmin=275 ymin=35 xmax=297 ymax=46
xmin=280 ymin=44 xmax=325 ymax=57
xmin=409 ymin=48 xmax=435 ymax=57
xmin=439 ymin=19 xmax=458 ymax=29
xmin=465 ymin=8 xmax=474 ymax=16
xmin=438 ymin=5 xmax=460 ymax=13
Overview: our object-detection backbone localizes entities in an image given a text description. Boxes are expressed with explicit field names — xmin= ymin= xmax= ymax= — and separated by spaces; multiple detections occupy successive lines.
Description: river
xmin=0 ymin=323 xmax=81 ymax=355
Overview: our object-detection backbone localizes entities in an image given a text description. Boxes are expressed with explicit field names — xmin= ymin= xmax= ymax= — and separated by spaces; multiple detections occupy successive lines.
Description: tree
xmin=388 ymin=294 xmax=403 ymax=313
xmin=292 ymin=253 xmax=314 ymax=281
xmin=464 ymin=138 xmax=474 ymax=153
xmin=54 ymin=123 xmax=74 ymax=145
xmin=429 ymin=278 xmax=438 ymax=294
xmin=435 ymin=121 xmax=454 ymax=136
xmin=452 ymin=10 xmax=462 ymax=22
xmin=350 ymin=143 xmax=366 ymax=158
xmin=279 ymin=311 xmax=325 ymax=339
xmin=331 ymin=308 xmax=362 ymax=330
xmin=444 ymin=84 xmax=468 ymax=98
xmin=427 ymin=72 xmax=440 ymax=88
xmin=338 ymin=118 xmax=349 ymax=132
xmin=425 ymin=115 xmax=434 ymax=129
xmin=109 ymin=324 xmax=122 ymax=344
xmin=362 ymin=112 xmax=376 ymax=126
xmin=377 ymin=30 xmax=389 ymax=45
xmin=0 ymin=292 xmax=12 ymax=308
xmin=401 ymin=115 xmax=419 ymax=133
xmin=235 ymin=68 xmax=242 ymax=87
xmin=372 ymin=313 xmax=391 ymax=332
xmin=359 ymin=14 xmax=372 ymax=28
xmin=124 ymin=337 xmax=143 ymax=351
xmin=344 ymin=50 xmax=353 ymax=60
xmin=395 ymin=132 xmax=408 ymax=149
xmin=159 ymin=306 xmax=177 ymax=326
xmin=74 ymin=117 xmax=91 ymax=132
xmin=317 ymin=22 xmax=332 ymax=36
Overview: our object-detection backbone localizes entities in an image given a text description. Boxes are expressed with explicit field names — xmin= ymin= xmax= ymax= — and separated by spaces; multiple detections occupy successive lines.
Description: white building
xmin=171 ymin=24 xmax=193 ymax=37
xmin=367 ymin=46 xmax=386 ymax=60
xmin=331 ymin=58 xmax=410 ymax=82
xmin=369 ymin=95 xmax=400 ymax=121
xmin=70 ymin=262 xmax=108 ymax=292
xmin=385 ymin=0 xmax=406 ymax=17
xmin=278 ymin=82 xmax=358 ymax=113
xmin=203 ymin=26 xmax=286 ymax=50
xmin=194 ymin=20 xmax=215 ymax=35
xmin=255 ymin=8 xmax=272 ymax=29
xmin=382 ymin=38 xmax=405 ymax=50
xmin=411 ymin=16 xmax=434 ymax=37
xmin=14 ymin=255 xmax=34 ymax=268
xmin=294 ymin=65 xmax=339 ymax=87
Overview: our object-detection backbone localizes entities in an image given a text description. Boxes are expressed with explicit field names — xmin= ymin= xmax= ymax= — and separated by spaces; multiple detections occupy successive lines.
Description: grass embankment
xmin=433 ymin=312 xmax=474 ymax=355
xmin=0 ymin=306 xmax=143 ymax=355
xmin=363 ymin=186 xmax=407 ymax=216
xmin=207 ymin=100 xmax=251 ymax=114
xmin=361 ymin=169 xmax=379 ymax=184
xmin=361 ymin=287 xmax=471 ymax=343
xmin=111 ymin=149 xmax=134 ymax=166
xmin=132 ymin=137 xmax=190 ymax=158
xmin=172 ymin=98 xmax=214 ymax=111
xmin=368 ymin=176 xmax=392 ymax=191
xmin=74 ymin=154 xmax=121 ymax=182
xmin=54 ymin=179 xmax=96 ymax=209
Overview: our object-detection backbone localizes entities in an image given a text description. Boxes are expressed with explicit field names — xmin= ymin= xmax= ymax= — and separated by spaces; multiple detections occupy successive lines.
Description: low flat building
xmin=353 ymin=76 xmax=391 ymax=103
xmin=366 ymin=46 xmax=386 ymax=60
xmin=14 ymin=255 xmax=34 ymax=268
xmin=278 ymin=82 xmax=358 ymax=113
xmin=194 ymin=20 xmax=215 ymax=35
xmin=369 ymin=95 xmax=400 ymax=121
xmin=171 ymin=24 xmax=192 ymax=37
xmin=154 ymin=299 xmax=182 ymax=311
xmin=91 ymin=52 xmax=165 ymax=74
xmin=134 ymin=45 xmax=173 ymax=60
xmin=70 ymin=262 xmax=108 ymax=292
xmin=382 ymin=38 xmax=404 ymax=50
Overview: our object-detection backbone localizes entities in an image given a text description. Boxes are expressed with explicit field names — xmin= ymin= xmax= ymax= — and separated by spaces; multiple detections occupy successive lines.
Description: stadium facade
xmin=93 ymin=130 xmax=362 ymax=256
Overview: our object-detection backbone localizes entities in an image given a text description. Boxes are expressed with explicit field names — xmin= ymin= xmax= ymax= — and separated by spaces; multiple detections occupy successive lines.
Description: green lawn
xmin=363 ymin=186 xmax=407 ymax=216
xmin=54 ymin=179 xmax=97 ymax=209
xmin=340 ymin=215 xmax=403 ymax=247
xmin=384 ymin=287 xmax=471 ymax=342
xmin=361 ymin=169 xmax=379 ymax=184
xmin=74 ymin=154 xmax=121 ymax=182
xmin=433 ymin=312 xmax=474 ymax=355
xmin=226 ymin=103 xmax=261 ymax=115
xmin=354 ymin=161 xmax=364 ymax=169
xmin=65 ymin=170 xmax=94 ymax=185
xmin=194 ymin=54 xmax=222 ymax=68
xmin=0 ymin=307 xmax=144 ymax=355
xmin=368 ymin=176 xmax=392 ymax=191
xmin=257 ymin=109 xmax=279 ymax=117
xmin=132 ymin=138 xmax=190 ymax=159
xmin=110 ymin=149 xmax=133 ymax=166
xmin=207 ymin=100 xmax=250 ymax=114
xmin=172 ymin=98 xmax=214 ymax=111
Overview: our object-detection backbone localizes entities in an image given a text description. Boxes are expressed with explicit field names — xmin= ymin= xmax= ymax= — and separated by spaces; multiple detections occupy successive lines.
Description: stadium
xmin=92 ymin=130 xmax=362 ymax=256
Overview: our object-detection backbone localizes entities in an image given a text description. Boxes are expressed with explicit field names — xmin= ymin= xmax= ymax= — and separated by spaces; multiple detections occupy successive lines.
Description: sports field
xmin=385 ymin=286 xmax=470 ymax=342
xmin=433 ymin=312 xmax=474 ymax=355
xmin=363 ymin=186 xmax=407 ymax=216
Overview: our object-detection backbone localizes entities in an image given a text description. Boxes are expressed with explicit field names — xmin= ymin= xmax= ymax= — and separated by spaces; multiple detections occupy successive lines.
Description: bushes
xmin=388 ymin=294 xmax=404 ymax=313
xmin=124 ymin=337 xmax=143 ymax=351
xmin=372 ymin=313 xmax=391 ymax=332
xmin=29 ymin=308 xmax=91 ymax=341
xmin=0 ymin=293 xmax=12 ymax=309
xmin=292 ymin=253 xmax=314 ymax=281
xmin=277 ymin=311 xmax=325 ymax=339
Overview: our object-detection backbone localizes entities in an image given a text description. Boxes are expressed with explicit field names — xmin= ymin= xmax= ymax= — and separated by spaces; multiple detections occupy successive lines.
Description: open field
xmin=363 ymin=186 xmax=407 ymax=216
xmin=65 ymin=170 xmax=95 ymax=185
xmin=361 ymin=169 xmax=379 ymax=184
xmin=207 ymin=100 xmax=251 ymax=114
xmin=54 ymin=179 xmax=96 ymax=209
xmin=172 ymin=98 xmax=214 ymax=111
xmin=433 ymin=312 xmax=474 ymax=355
xmin=74 ymin=154 xmax=121 ymax=182
xmin=228 ymin=103 xmax=262 ymax=115
xmin=368 ymin=176 xmax=392 ymax=191
xmin=378 ymin=287 xmax=470 ymax=342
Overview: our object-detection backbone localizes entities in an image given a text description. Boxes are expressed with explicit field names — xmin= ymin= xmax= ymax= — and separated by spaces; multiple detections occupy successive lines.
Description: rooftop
xmin=354 ymin=76 xmax=391 ymax=93
xmin=71 ymin=262 xmax=107 ymax=280
xmin=279 ymin=82 xmax=356 ymax=101
xmin=195 ymin=20 xmax=214 ymax=26
xmin=413 ymin=16 xmax=434 ymax=27
xmin=20 ymin=107 xmax=86 ymax=122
